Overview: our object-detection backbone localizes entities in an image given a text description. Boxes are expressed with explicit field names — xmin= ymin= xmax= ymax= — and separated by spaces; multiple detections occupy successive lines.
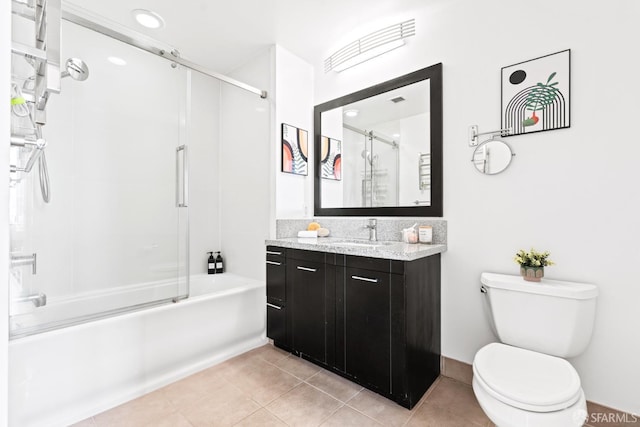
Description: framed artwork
xmin=281 ymin=123 xmax=308 ymax=176
xmin=501 ymin=49 xmax=570 ymax=137
xmin=320 ymin=136 xmax=342 ymax=180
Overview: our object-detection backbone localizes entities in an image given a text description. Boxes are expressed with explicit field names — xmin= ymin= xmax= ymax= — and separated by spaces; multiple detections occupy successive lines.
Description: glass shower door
xmin=9 ymin=19 xmax=189 ymax=337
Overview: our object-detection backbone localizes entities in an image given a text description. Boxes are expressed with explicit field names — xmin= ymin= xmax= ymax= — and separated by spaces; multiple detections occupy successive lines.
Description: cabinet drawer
xmin=266 ymin=246 xmax=286 ymax=263
xmin=266 ymin=259 xmax=286 ymax=302
xmin=267 ymin=302 xmax=287 ymax=345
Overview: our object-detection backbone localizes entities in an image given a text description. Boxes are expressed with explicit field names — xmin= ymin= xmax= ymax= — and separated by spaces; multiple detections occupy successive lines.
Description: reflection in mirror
xmin=314 ymin=64 xmax=443 ymax=217
xmin=321 ymin=80 xmax=430 ymax=208
xmin=471 ymin=138 xmax=515 ymax=175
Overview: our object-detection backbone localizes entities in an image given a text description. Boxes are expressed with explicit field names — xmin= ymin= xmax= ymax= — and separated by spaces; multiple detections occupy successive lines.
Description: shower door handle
xmin=176 ymin=145 xmax=188 ymax=207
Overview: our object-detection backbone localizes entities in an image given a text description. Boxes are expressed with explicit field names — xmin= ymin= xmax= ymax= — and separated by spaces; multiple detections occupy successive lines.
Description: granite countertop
xmin=265 ymin=237 xmax=446 ymax=261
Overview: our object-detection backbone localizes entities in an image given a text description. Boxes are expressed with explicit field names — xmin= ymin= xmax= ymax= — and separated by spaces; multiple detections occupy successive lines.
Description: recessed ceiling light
xmin=393 ymin=133 xmax=401 ymax=138
xmin=132 ymin=9 xmax=165 ymax=29
xmin=344 ymin=109 xmax=359 ymax=117
xmin=107 ymin=56 xmax=127 ymax=66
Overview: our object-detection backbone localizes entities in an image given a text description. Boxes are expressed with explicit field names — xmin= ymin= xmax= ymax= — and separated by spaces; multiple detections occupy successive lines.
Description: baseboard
xmin=441 ymin=356 xmax=639 ymax=426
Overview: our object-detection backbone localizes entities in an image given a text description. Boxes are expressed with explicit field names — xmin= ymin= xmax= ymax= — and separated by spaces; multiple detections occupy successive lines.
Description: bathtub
xmin=8 ymin=273 xmax=267 ymax=427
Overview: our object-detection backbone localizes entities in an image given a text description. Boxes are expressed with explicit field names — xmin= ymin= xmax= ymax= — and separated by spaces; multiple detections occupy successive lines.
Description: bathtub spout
xmin=15 ymin=293 xmax=47 ymax=307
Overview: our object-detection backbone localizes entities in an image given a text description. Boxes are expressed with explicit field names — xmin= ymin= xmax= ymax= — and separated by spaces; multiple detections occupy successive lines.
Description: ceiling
xmin=66 ymin=0 xmax=437 ymax=74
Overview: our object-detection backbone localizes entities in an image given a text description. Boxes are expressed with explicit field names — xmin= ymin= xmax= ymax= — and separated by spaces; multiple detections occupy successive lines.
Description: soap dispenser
xmin=207 ymin=252 xmax=215 ymax=274
xmin=215 ymin=251 xmax=224 ymax=274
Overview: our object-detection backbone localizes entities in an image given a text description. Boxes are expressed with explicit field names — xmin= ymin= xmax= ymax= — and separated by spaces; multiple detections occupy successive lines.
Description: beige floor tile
xmin=406 ymin=402 xmax=486 ymax=427
xmin=231 ymin=358 xmax=302 ymax=405
xmin=423 ymin=376 xmax=491 ymax=426
xmin=320 ymin=405 xmax=382 ymax=426
xmin=160 ymin=369 xmax=230 ymax=408
xmin=266 ymin=383 xmax=343 ymax=427
xmin=145 ymin=411 xmax=194 ymax=427
xmin=181 ymin=381 xmax=260 ymax=427
xmin=250 ymin=344 xmax=291 ymax=365
xmin=93 ymin=390 xmax=176 ymax=427
xmin=216 ymin=349 xmax=269 ymax=378
xmin=275 ymin=355 xmax=322 ymax=380
xmin=346 ymin=389 xmax=413 ymax=427
xmin=307 ymin=370 xmax=363 ymax=403
xmin=233 ymin=408 xmax=287 ymax=426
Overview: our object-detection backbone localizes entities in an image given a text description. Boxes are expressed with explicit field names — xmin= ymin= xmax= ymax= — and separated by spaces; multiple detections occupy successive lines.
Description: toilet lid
xmin=473 ymin=343 xmax=582 ymax=412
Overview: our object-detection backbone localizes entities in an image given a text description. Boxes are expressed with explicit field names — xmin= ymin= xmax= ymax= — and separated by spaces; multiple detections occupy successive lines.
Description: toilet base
xmin=472 ymin=377 xmax=588 ymax=427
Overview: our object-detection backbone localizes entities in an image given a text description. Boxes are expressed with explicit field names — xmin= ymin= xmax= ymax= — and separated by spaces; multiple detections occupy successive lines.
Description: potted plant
xmin=514 ymin=248 xmax=554 ymax=282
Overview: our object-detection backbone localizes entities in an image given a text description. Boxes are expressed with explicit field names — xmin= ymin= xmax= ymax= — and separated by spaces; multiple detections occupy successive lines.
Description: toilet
xmin=472 ymin=272 xmax=598 ymax=427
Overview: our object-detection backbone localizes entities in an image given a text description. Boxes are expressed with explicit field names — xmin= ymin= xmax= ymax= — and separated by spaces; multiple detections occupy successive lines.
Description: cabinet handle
xmin=266 ymin=261 xmax=282 ymax=266
xmin=266 ymin=303 xmax=282 ymax=310
xmin=297 ymin=266 xmax=317 ymax=272
xmin=351 ymin=275 xmax=379 ymax=283
xmin=266 ymin=251 xmax=282 ymax=255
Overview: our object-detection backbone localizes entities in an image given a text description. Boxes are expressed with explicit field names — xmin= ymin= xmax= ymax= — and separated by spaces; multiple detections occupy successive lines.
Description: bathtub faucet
xmin=14 ymin=293 xmax=47 ymax=307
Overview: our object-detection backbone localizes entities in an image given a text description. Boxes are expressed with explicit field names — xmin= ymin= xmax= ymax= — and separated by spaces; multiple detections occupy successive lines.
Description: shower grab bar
xmin=10 ymin=253 xmax=37 ymax=274
xmin=175 ymin=145 xmax=188 ymax=207
xmin=14 ymin=293 xmax=47 ymax=307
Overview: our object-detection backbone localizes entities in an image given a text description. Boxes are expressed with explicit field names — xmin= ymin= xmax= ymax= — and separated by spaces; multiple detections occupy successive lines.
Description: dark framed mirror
xmin=314 ymin=63 xmax=442 ymax=217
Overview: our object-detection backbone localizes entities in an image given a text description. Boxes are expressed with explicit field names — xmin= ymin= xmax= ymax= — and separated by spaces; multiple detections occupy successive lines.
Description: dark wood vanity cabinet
xmin=265 ymin=246 xmax=441 ymax=409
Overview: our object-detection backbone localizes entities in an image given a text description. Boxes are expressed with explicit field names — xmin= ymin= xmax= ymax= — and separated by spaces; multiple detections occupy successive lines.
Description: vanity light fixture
xmin=344 ymin=109 xmax=359 ymax=118
xmin=325 ymin=19 xmax=415 ymax=73
xmin=132 ymin=9 xmax=165 ymax=29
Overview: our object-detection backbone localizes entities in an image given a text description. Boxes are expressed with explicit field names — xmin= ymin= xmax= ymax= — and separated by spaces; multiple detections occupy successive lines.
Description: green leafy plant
xmin=521 ymin=72 xmax=560 ymax=127
xmin=514 ymin=248 xmax=555 ymax=267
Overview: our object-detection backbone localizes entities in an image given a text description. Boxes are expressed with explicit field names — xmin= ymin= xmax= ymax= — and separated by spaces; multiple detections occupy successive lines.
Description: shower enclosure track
xmin=61 ymin=9 xmax=268 ymax=99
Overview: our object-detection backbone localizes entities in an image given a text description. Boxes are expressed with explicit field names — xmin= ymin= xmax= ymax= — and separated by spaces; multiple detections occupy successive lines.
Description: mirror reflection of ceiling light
xmin=344 ymin=109 xmax=359 ymax=117
xmin=132 ymin=9 xmax=165 ymax=29
xmin=393 ymin=133 xmax=401 ymax=138
xmin=107 ymin=56 xmax=127 ymax=66
xmin=325 ymin=19 xmax=415 ymax=73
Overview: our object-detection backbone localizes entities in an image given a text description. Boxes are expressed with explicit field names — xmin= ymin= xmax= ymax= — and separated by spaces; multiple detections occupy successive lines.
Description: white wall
xmin=1 ymin=0 xmax=11 ymax=423
xmin=313 ymin=0 xmax=640 ymax=414
xmin=274 ymin=46 xmax=314 ymax=218
xmin=219 ymin=50 xmax=272 ymax=280
xmin=188 ymin=72 xmax=221 ymax=275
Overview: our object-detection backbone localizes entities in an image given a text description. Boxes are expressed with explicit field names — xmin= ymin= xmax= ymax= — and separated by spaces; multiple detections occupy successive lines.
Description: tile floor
xmin=75 ymin=344 xmax=492 ymax=427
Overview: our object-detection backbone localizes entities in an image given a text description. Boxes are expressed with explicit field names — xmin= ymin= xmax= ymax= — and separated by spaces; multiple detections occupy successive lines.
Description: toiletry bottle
xmin=207 ymin=252 xmax=215 ymax=274
xmin=215 ymin=251 xmax=224 ymax=274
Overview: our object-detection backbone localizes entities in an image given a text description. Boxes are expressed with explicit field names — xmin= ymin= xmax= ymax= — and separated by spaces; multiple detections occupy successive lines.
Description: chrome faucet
xmin=365 ymin=218 xmax=377 ymax=241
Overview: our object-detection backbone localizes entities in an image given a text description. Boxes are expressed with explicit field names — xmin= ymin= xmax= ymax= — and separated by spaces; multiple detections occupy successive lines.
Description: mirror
xmin=471 ymin=138 xmax=515 ymax=175
xmin=314 ymin=64 xmax=442 ymax=217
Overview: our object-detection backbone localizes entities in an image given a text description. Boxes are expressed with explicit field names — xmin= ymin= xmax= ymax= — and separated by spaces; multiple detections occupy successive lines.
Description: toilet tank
xmin=481 ymin=272 xmax=598 ymax=358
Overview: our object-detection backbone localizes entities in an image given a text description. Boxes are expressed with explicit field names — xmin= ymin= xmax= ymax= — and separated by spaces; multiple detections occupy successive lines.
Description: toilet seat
xmin=473 ymin=343 xmax=582 ymax=412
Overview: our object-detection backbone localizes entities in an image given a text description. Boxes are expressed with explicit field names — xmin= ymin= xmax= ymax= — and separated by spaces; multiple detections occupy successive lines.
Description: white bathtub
xmin=8 ymin=273 xmax=267 ymax=427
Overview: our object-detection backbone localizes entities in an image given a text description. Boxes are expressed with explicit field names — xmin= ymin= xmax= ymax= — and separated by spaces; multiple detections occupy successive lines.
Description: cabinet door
xmin=345 ymin=267 xmax=390 ymax=393
xmin=289 ymin=259 xmax=325 ymax=363
xmin=266 ymin=248 xmax=286 ymax=302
